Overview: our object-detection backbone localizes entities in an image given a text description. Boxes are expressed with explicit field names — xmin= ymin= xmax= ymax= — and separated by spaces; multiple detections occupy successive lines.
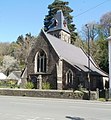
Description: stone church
xmin=22 ymin=10 xmax=108 ymax=90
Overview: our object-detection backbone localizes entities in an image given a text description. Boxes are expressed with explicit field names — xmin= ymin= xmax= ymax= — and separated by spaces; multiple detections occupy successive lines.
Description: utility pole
xmin=85 ymin=24 xmax=91 ymax=100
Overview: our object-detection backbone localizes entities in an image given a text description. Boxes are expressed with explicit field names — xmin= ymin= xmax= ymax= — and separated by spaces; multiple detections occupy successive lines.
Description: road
xmin=0 ymin=95 xmax=111 ymax=120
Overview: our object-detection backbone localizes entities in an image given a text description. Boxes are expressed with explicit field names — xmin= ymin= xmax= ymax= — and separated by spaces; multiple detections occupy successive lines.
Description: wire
xmin=74 ymin=0 xmax=111 ymax=18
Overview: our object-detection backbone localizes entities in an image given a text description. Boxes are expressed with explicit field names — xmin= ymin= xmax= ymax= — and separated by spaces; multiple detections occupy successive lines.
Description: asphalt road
xmin=0 ymin=95 xmax=111 ymax=120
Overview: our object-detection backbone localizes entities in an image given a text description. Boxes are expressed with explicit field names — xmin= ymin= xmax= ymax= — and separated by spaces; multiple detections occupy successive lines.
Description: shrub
xmin=25 ymin=82 xmax=34 ymax=89
xmin=0 ymin=81 xmax=6 ymax=88
xmin=42 ymin=82 xmax=51 ymax=89
xmin=78 ymin=84 xmax=86 ymax=92
xmin=6 ymin=80 xmax=17 ymax=88
xmin=73 ymin=90 xmax=84 ymax=99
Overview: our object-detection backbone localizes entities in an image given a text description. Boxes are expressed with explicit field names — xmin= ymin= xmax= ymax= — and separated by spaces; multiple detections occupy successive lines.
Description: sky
xmin=0 ymin=0 xmax=111 ymax=42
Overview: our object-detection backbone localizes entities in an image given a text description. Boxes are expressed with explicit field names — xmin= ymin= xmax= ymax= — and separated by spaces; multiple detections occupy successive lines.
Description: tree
xmin=80 ymin=17 xmax=109 ymax=73
xmin=0 ymin=42 xmax=11 ymax=68
xmin=80 ymin=23 xmax=100 ymax=63
xmin=0 ymin=42 xmax=10 ymax=56
xmin=15 ymin=34 xmax=36 ymax=69
xmin=81 ymin=22 xmax=99 ymax=42
xmin=82 ymin=23 xmax=109 ymax=73
xmin=44 ymin=0 xmax=77 ymax=43
xmin=100 ymin=11 xmax=111 ymax=37
xmin=95 ymin=39 xmax=108 ymax=73
xmin=2 ymin=55 xmax=19 ymax=75
xmin=16 ymin=35 xmax=24 ymax=46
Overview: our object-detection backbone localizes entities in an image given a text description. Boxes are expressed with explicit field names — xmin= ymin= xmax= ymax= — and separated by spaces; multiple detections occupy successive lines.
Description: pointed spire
xmin=47 ymin=10 xmax=70 ymax=34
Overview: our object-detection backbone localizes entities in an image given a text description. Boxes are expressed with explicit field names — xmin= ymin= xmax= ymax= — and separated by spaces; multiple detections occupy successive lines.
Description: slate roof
xmin=0 ymin=72 xmax=7 ymax=80
xmin=42 ymin=29 xmax=108 ymax=77
xmin=7 ymin=71 xmax=21 ymax=81
xmin=47 ymin=10 xmax=70 ymax=34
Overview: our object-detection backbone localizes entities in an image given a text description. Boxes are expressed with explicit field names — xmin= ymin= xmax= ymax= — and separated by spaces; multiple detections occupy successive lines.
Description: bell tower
xmin=47 ymin=10 xmax=71 ymax=43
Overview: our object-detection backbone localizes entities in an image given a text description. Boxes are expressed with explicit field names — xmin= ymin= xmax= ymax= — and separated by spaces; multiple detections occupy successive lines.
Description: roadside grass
xmin=98 ymin=98 xmax=106 ymax=102
xmin=98 ymin=98 xmax=111 ymax=102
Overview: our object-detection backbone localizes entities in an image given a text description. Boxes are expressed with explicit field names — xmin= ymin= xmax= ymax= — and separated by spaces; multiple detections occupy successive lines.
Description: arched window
xmin=35 ymin=50 xmax=47 ymax=73
xmin=66 ymin=69 xmax=73 ymax=85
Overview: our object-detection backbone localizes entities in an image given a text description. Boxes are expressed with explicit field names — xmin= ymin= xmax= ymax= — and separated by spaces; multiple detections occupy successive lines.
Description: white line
xmin=44 ymin=118 xmax=55 ymax=120
xmin=27 ymin=117 xmax=40 ymax=120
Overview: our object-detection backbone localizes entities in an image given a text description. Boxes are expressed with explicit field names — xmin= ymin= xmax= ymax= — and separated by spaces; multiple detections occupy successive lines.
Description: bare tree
xmin=0 ymin=42 xmax=10 ymax=56
xmin=2 ymin=55 xmax=19 ymax=75
xmin=100 ymin=11 xmax=111 ymax=37
xmin=81 ymin=22 xmax=98 ymax=42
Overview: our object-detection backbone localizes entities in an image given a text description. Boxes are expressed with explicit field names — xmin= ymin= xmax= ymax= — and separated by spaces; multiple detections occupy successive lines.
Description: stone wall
xmin=0 ymin=88 xmax=97 ymax=100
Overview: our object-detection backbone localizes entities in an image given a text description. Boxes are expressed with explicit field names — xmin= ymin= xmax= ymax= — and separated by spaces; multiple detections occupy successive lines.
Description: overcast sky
xmin=0 ymin=0 xmax=111 ymax=42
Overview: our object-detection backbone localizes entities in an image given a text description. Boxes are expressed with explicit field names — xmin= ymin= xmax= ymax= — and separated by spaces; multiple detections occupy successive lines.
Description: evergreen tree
xmin=44 ymin=0 xmax=77 ymax=43
xmin=95 ymin=39 xmax=108 ymax=73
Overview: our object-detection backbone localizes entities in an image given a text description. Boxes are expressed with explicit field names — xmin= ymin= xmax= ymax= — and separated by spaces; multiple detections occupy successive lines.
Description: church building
xmin=23 ymin=10 xmax=108 ymax=90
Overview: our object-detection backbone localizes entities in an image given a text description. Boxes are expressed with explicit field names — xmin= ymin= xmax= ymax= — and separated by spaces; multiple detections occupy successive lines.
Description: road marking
xmin=44 ymin=118 xmax=55 ymax=120
xmin=27 ymin=117 xmax=55 ymax=120
xmin=27 ymin=117 xmax=39 ymax=120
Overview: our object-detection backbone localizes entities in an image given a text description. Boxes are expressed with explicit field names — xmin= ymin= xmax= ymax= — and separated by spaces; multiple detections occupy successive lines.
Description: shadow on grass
xmin=66 ymin=116 xmax=85 ymax=120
